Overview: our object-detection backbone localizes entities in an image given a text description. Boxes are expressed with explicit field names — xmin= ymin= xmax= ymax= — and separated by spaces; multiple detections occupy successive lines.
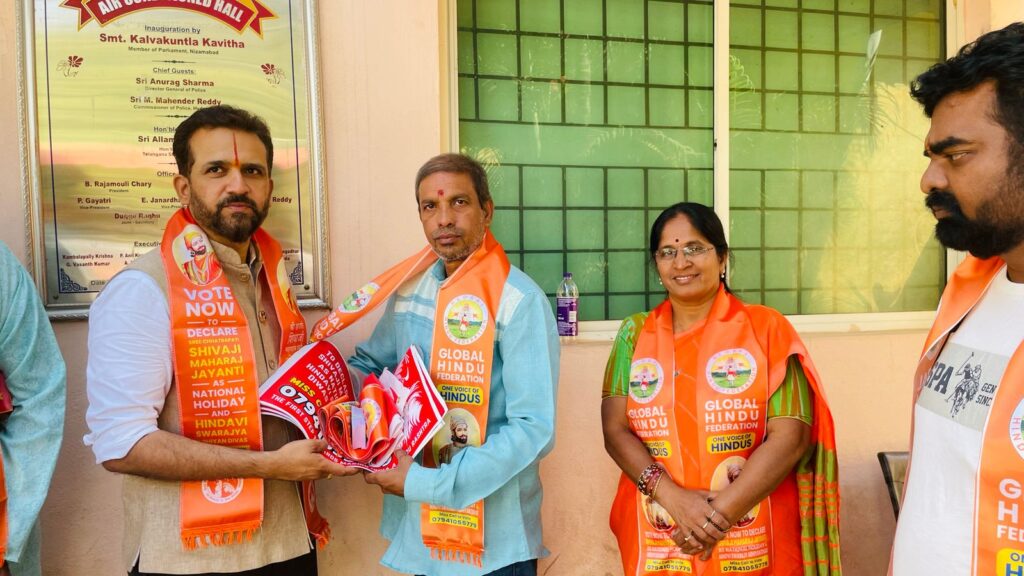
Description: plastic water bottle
xmin=556 ymin=272 xmax=579 ymax=339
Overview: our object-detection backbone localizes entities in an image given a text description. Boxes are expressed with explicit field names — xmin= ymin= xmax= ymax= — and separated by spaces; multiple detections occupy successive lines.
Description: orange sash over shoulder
xmin=311 ymin=231 xmax=510 ymax=566
xmin=901 ymin=256 xmax=1024 ymax=576
xmin=309 ymin=245 xmax=437 ymax=341
xmin=610 ymin=287 xmax=840 ymax=576
xmin=417 ymin=232 xmax=507 ymax=566
xmin=159 ymin=208 xmax=328 ymax=549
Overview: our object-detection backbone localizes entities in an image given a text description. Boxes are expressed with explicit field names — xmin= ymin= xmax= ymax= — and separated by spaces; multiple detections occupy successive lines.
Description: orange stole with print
xmin=418 ymin=232 xmax=508 ymax=566
xmin=611 ymin=288 xmax=836 ymax=576
xmin=159 ymin=208 xmax=318 ymax=549
xmin=609 ymin=298 xmax=692 ymax=576
xmin=906 ymin=256 xmax=1024 ymax=576
xmin=310 ymin=246 xmax=437 ymax=341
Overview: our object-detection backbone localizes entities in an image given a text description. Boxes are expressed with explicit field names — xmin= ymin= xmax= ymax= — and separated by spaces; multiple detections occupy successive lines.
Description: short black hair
xmin=414 ymin=153 xmax=492 ymax=206
xmin=649 ymin=202 xmax=731 ymax=292
xmin=172 ymin=105 xmax=274 ymax=175
xmin=912 ymin=22 xmax=1024 ymax=147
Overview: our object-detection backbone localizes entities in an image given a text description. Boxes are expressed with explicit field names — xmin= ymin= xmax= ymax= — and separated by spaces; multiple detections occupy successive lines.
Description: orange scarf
xmin=611 ymin=288 xmax=840 ymax=576
xmin=309 ymin=246 xmax=436 ymax=341
xmin=903 ymin=255 xmax=1024 ymax=576
xmin=417 ymin=232 xmax=507 ymax=566
xmin=160 ymin=208 xmax=328 ymax=549
xmin=311 ymin=231 xmax=509 ymax=566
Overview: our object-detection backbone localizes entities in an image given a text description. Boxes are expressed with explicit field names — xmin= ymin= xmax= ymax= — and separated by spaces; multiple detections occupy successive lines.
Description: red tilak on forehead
xmin=232 ymin=133 xmax=239 ymax=167
xmin=437 ymin=189 xmax=445 ymax=197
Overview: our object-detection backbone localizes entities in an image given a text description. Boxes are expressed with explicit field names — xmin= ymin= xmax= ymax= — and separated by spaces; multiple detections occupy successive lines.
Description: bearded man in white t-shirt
xmin=892 ymin=22 xmax=1024 ymax=576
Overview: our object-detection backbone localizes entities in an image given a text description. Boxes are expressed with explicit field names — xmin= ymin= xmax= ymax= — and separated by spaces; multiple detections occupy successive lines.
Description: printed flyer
xmin=320 ymin=346 xmax=448 ymax=472
xmin=260 ymin=343 xmax=448 ymax=472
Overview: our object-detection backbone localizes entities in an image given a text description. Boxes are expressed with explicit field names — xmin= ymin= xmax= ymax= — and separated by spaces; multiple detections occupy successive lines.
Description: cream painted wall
xmin=989 ymin=1 xmax=1024 ymax=30
xmin=0 ymin=2 xmax=1018 ymax=575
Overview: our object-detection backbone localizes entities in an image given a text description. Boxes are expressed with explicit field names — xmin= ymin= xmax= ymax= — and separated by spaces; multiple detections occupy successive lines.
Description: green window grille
xmin=728 ymin=0 xmax=945 ymax=314
xmin=457 ymin=0 xmax=946 ymax=320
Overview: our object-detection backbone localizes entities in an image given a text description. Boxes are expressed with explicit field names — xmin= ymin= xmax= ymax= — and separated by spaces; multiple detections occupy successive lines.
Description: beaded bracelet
xmin=637 ymin=463 xmax=665 ymax=497
xmin=637 ymin=463 xmax=658 ymax=495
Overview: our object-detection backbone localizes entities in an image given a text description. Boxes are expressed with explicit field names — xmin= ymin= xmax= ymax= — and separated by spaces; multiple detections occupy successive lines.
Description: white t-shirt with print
xmin=893 ymin=266 xmax=1024 ymax=575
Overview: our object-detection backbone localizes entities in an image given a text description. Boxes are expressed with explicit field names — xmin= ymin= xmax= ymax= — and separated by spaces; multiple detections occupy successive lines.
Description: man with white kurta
xmin=892 ymin=22 xmax=1024 ymax=576
xmin=85 ymin=105 xmax=353 ymax=575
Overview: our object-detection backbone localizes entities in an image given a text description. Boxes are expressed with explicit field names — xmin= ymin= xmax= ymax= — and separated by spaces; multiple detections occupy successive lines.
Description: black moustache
xmin=925 ymin=190 xmax=964 ymax=216
xmin=218 ymin=195 xmax=260 ymax=211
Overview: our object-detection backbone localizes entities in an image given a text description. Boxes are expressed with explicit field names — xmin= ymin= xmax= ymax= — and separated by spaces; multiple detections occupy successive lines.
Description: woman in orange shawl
xmin=601 ymin=203 xmax=840 ymax=576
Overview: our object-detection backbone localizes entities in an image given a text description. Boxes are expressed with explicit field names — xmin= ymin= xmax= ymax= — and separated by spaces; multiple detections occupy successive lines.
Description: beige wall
xmin=989 ymin=1 xmax=1022 ymax=31
xmin=0 ymin=2 xmax=1020 ymax=575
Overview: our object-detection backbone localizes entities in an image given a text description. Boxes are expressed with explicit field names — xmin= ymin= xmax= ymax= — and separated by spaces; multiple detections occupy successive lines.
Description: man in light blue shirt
xmin=352 ymin=153 xmax=559 ymax=576
xmin=0 ymin=241 xmax=65 ymax=576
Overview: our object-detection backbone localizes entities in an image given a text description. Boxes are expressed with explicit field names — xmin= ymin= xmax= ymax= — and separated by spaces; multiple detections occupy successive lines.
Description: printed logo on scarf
xmin=276 ymin=259 xmax=301 ymax=316
xmin=711 ymin=456 xmax=759 ymax=527
xmin=641 ymin=493 xmax=676 ymax=532
xmin=628 ymin=358 xmax=664 ymax=404
xmin=443 ymin=295 xmax=488 ymax=345
xmin=201 ymin=478 xmax=244 ymax=505
xmin=341 ymin=282 xmax=380 ymax=312
xmin=706 ymin=349 xmax=757 ymax=394
xmin=1010 ymin=399 xmax=1024 ymax=460
xmin=172 ymin=226 xmax=222 ymax=286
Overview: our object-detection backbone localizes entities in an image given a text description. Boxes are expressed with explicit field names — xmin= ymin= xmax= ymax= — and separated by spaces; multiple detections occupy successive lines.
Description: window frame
xmin=440 ymin=0 xmax=965 ymax=338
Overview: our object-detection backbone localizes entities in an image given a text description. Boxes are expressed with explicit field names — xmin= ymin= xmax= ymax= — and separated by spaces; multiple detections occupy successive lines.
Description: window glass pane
xmin=728 ymin=0 xmax=946 ymax=314
xmin=459 ymin=0 xmax=945 ymax=320
xmin=458 ymin=0 xmax=715 ymax=320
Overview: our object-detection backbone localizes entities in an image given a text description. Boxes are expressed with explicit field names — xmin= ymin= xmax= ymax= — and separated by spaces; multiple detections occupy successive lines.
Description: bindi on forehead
xmin=437 ymin=189 xmax=445 ymax=197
